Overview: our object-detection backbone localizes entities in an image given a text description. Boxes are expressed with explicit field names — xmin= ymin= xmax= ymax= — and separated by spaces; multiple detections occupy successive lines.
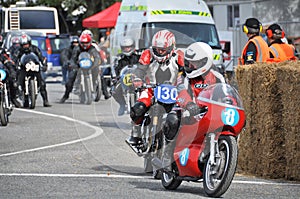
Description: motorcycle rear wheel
xmin=203 ymin=135 xmax=238 ymax=197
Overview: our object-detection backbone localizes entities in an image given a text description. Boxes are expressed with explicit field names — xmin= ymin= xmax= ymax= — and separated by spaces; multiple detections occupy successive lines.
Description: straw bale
xmin=235 ymin=62 xmax=300 ymax=180
xmin=276 ymin=62 xmax=300 ymax=180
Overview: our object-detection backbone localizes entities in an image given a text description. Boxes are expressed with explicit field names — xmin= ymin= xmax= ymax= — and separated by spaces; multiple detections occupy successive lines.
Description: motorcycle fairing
xmin=0 ymin=69 xmax=7 ymax=81
xmin=79 ymin=58 xmax=93 ymax=69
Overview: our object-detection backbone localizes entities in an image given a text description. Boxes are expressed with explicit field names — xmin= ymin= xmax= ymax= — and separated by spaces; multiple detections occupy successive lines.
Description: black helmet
xmin=20 ymin=34 xmax=32 ymax=53
xmin=70 ymin=36 xmax=79 ymax=45
xmin=243 ymin=18 xmax=262 ymax=34
xmin=266 ymin=23 xmax=284 ymax=39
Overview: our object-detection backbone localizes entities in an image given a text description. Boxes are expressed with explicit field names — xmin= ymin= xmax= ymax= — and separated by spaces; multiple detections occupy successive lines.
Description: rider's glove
xmin=42 ymin=64 xmax=48 ymax=72
xmin=186 ymin=102 xmax=200 ymax=116
xmin=111 ymin=77 xmax=118 ymax=86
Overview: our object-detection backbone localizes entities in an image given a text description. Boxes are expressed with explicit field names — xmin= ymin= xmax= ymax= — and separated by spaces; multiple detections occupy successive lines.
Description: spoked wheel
xmin=29 ymin=79 xmax=36 ymax=109
xmin=161 ymin=163 xmax=182 ymax=190
xmin=203 ymin=135 xmax=238 ymax=197
xmin=93 ymin=76 xmax=101 ymax=102
xmin=84 ymin=77 xmax=92 ymax=105
xmin=79 ymin=84 xmax=85 ymax=104
xmin=0 ymin=99 xmax=8 ymax=126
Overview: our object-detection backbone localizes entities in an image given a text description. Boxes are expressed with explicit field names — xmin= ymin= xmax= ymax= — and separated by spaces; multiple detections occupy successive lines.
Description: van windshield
xmin=141 ymin=22 xmax=221 ymax=49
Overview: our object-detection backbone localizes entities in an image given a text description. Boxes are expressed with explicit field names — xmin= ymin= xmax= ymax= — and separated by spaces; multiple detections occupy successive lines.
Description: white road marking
xmin=0 ymin=109 xmax=103 ymax=157
xmin=1 ymin=110 xmax=298 ymax=187
xmin=0 ymin=173 xmax=298 ymax=186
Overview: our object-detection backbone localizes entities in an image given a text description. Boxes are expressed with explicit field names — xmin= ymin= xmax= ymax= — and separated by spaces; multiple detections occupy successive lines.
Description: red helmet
xmin=150 ymin=30 xmax=176 ymax=63
xmin=79 ymin=33 xmax=92 ymax=50
xmin=11 ymin=36 xmax=20 ymax=46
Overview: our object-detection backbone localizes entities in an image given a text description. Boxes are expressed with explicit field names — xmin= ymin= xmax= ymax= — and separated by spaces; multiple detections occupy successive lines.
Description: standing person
xmin=160 ymin=42 xmax=225 ymax=171
xmin=265 ymin=23 xmax=298 ymax=61
xmin=15 ymin=34 xmax=51 ymax=107
xmin=111 ymin=37 xmax=141 ymax=116
xmin=126 ymin=29 xmax=185 ymax=147
xmin=59 ymin=33 xmax=102 ymax=103
xmin=240 ymin=18 xmax=269 ymax=65
xmin=60 ymin=36 xmax=79 ymax=85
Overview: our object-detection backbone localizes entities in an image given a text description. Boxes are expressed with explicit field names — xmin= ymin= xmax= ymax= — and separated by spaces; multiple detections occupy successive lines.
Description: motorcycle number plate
xmin=79 ymin=58 xmax=93 ymax=69
xmin=154 ymin=84 xmax=177 ymax=104
xmin=122 ymin=73 xmax=133 ymax=86
xmin=179 ymin=148 xmax=190 ymax=166
xmin=25 ymin=61 xmax=39 ymax=72
xmin=221 ymin=108 xmax=239 ymax=126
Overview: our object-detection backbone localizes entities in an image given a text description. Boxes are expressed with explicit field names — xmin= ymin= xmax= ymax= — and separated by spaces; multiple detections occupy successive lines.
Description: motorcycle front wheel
xmin=203 ymin=135 xmax=238 ymax=198
xmin=29 ymin=79 xmax=36 ymax=109
xmin=93 ymin=75 xmax=101 ymax=102
xmin=84 ymin=77 xmax=92 ymax=105
xmin=0 ymin=98 xmax=8 ymax=126
xmin=161 ymin=164 xmax=182 ymax=190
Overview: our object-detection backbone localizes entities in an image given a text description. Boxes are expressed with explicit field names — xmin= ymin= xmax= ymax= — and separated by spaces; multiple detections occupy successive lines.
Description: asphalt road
xmin=0 ymin=82 xmax=299 ymax=199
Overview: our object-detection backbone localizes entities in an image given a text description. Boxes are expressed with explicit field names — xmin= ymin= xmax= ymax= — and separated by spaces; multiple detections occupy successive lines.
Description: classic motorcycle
xmin=19 ymin=52 xmax=41 ymax=109
xmin=0 ymin=67 xmax=12 ymax=126
xmin=77 ymin=52 xmax=102 ymax=104
xmin=119 ymin=64 xmax=143 ymax=114
xmin=126 ymin=82 xmax=178 ymax=179
xmin=154 ymin=83 xmax=246 ymax=197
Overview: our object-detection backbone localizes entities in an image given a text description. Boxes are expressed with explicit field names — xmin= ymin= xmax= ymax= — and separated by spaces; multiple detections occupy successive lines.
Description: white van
xmin=110 ymin=0 xmax=223 ymax=67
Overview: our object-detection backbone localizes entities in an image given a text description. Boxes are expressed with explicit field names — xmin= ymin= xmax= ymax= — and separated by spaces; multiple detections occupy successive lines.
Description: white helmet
xmin=81 ymin=29 xmax=93 ymax=39
xmin=120 ymin=37 xmax=135 ymax=56
xmin=184 ymin=42 xmax=213 ymax=78
xmin=150 ymin=29 xmax=176 ymax=63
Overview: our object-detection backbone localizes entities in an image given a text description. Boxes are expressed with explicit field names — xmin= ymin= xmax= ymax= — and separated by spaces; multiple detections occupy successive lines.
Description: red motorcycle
xmin=159 ymin=83 xmax=246 ymax=197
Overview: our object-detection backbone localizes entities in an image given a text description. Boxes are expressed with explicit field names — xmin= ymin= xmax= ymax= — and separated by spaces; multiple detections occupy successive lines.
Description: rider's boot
xmin=162 ymin=139 xmax=175 ymax=172
xmin=40 ymin=90 xmax=52 ymax=107
xmin=126 ymin=125 xmax=142 ymax=146
xmin=101 ymin=77 xmax=111 ymax=100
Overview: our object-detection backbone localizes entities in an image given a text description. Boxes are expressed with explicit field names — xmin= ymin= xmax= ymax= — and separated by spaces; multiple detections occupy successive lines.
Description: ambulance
xmin=110 ymin=0 xmax=224 ymax=67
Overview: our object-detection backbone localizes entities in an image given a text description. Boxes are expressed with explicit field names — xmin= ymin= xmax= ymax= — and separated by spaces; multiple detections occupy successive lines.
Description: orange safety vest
xmin=240 ymin=36 xmax=270 ymax=65
xmin=269 ymin=43 xmax=297 ymax=61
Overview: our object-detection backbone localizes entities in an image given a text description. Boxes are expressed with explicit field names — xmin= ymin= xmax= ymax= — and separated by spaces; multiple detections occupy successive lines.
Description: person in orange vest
xmin=240 ymin=18 xmax=270 ymax=65
xmin=266 ymin=23 xmax=298 ymax=61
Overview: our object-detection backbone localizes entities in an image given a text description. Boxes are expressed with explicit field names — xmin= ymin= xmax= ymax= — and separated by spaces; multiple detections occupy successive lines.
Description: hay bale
xmin=276 ymin=62 xmax=300 ymax=180
xmin=235 ymin=63 xmax=287 ymax=179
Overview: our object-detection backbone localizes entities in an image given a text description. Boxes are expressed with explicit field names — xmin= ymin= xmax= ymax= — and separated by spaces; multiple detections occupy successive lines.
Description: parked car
xmin=31 ymin=34 xmax=70 ymax=77
xmin=2 ymin=30 xmax=70 ymax=78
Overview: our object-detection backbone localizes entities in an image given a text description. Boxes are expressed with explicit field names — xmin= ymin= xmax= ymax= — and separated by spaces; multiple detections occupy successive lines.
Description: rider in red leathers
xmin=126 ymin=29 xmax=185 ymax=147
xmin=161 ymin=42 xmax=226 ymax=171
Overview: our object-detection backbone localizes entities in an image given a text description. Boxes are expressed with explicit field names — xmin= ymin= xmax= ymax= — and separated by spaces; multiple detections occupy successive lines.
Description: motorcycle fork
xmin=200 ymin=132 xmax=220 ymax=166
xmin=151 ymin=104 xmax=160 ymax=152
xmin=25 ymin=77 xmax=29 ymax=95
xmin=34 ymin=77 xmax=38 ymax=95
xmin=3 ymin=84 xmax=10 ymax=108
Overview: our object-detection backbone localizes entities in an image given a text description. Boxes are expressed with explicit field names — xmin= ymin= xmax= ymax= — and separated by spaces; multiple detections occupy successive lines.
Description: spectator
xmin=266 ymin=23 xmax=298 ymax=61
xmin=240 ymin=18 xmax=269 ymax=65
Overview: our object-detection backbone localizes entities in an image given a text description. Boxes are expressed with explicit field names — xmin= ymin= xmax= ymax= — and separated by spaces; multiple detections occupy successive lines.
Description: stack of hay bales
xmin=235 ymin=61 xmax=300 ymax=181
